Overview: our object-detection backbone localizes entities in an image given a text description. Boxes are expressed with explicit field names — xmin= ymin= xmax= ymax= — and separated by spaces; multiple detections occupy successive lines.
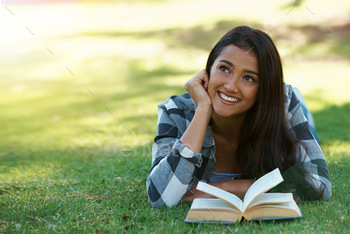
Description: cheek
xmin=248 ymin=87 xmax=259 ymax=102
xmin=208 ymin=70 xmax=223 ymax=85
xmin=208 ymin=71 xmax=217 ymax=88
xmin=208 ymin=79 xmax=216 ymax=98
xmin=240 ymin=85 xmax=258 ymax=100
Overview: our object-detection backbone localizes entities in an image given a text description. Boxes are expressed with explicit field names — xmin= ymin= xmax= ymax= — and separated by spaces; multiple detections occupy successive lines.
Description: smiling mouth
xmin=218 ymin=92 xmax=239 ymax=103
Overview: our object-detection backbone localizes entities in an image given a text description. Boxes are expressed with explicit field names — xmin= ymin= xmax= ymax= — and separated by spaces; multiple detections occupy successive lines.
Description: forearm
xmin=182 ymin=179 xmax=255 ymax=202
xmin=210 ymin=179 xmax=255 ymax=199
xmin=180 ymin=106 xmax=212 ymax=153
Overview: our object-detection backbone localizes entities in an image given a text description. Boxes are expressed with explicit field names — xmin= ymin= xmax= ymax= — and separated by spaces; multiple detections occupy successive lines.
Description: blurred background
xmin=1 ymin=0 xmax=349 ymax=167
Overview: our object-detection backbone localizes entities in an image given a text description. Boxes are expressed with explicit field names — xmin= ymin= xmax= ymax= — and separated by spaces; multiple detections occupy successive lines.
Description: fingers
xmin=184 ymin=69 xmax=212 ymax=110
xmin=184 ymin=69 xmax=209 ymax=91
xmin=195 ymin=69 xmax=209 ymax=88
xmin=203 ymin=77 xmax=209 ymax=91
xmin=196 ymin=69 xmax=207 ymax=90
xmin=200 ymin=69 xmax=209 ymax=82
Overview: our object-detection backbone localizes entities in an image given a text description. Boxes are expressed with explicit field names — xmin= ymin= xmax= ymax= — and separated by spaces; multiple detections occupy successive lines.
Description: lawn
xmin=0 ymin=0 xmax=349 ymax=232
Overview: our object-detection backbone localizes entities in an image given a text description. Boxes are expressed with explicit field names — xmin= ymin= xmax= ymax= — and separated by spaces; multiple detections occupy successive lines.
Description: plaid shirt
xmin=146 ymin=84 xmax=331 ymax=207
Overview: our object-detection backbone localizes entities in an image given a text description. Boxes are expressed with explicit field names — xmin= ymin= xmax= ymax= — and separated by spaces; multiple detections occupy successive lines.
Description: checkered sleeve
xmin=285 ymin=85 xmax=332 ymax=200
xmin=146 ymin=96 xmax=202 ymax=207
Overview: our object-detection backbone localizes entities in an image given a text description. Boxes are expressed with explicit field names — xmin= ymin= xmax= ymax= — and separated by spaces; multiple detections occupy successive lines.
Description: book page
xmin=243 ymin=168 xmax=283 ymax=211
xmin=190 ymin=198 xmax=236 ymax=210
xmin=247 ymin=193 xmax=294 ymax=209
xmin=244 ymin=201 xmax=301 ymax=220
xmin=196 ymin=182 xmax=244 ymax=212
xmin=186 ymin=198 xmax=241 ymax=223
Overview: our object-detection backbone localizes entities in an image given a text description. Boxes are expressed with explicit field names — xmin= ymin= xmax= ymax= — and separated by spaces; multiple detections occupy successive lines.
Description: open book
xmin=185 ymin=168 xmax=302 ymax=223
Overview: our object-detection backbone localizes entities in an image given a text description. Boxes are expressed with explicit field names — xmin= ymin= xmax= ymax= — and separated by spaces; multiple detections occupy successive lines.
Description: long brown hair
xmin=206 ymin=26 xmax=323 ymax=200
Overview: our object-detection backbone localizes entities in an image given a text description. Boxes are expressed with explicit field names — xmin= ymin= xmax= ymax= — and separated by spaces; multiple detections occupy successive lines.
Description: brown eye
xmin=219 ymin=65 xmax=230 ymax=74
xmin=243 ymin=76 xmax=255 ymax=82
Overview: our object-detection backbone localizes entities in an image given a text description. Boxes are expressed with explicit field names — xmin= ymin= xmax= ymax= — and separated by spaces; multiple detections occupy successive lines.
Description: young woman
xmin=146 ymin=26 xmax=331 ymax=208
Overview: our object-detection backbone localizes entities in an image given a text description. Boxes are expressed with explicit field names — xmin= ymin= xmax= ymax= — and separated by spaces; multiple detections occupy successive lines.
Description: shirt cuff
xmin=173 ymin=139 xmax=202 ymax=167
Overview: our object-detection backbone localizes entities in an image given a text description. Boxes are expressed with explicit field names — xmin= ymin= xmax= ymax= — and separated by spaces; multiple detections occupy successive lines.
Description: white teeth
xmin=219 ymin=92 xmax=238 ymax=102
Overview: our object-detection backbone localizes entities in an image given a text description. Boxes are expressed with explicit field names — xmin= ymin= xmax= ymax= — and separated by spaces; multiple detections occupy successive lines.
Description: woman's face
xmin=208 ymin=44 xmax=259 ymax=118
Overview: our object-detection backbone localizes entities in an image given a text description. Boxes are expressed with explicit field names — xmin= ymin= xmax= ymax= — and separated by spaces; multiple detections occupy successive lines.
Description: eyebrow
xmin=219 ymin=59 xmax=259 ymax=76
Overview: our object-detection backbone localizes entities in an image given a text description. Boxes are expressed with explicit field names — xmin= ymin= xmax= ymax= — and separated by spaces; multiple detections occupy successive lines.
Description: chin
xmin=212 ymin=104 xmax=249 ymax=119
xmin=213 ymin=108 xmax=238 ymax=118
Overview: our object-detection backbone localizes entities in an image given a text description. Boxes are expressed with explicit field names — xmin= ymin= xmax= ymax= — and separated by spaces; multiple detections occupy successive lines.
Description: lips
xmin=218 ymin=91 xmax=240 ymax=103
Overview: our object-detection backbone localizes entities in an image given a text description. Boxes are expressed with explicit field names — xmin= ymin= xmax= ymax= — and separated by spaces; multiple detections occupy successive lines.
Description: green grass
xmin=1 ymin=0 xmax=350 ymax=232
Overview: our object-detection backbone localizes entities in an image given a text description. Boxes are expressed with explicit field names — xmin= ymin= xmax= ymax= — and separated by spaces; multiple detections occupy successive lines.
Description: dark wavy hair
xmin=205 ymin=26 xmax=323 ymax=201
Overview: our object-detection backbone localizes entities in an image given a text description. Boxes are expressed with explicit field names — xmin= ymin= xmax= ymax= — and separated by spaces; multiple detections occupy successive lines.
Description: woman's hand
xmin=181 ymin=180 xmax=255 ymax=202
xmin=180 ymin=70 xmax=213 ymax=153
xmin=184 ymin=70 xmax=213 ymax=112
xmin=182 ymin=184 xmax=214 ymax=202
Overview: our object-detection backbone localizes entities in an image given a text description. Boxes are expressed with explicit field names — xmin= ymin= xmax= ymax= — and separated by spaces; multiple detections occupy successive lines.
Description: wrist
xmin=196 ymin=103 xmax=212 ymax=112
xmin=196 ymin=104 xmax=213 ymax=119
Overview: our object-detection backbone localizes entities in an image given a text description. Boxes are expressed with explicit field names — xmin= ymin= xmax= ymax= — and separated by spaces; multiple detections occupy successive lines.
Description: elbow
xmin=147 ymin=177 xmax=178 ymax=208
xmin=146 ymin=188 xmax=174 ymax=208
xmin=148 ymin=199 xmax=165 ymax=208
xmin=321 ymin=182 xmax=332 ymax=200
xmin=323 ymin=191 xmax=331 ymax=200
xmin=146 ymin=177 xmax=164 ymax=208
xmin=146 ymin=177 xmax=183 ymax=208
xmin=311 ymin=180 xmax=332 ymax=201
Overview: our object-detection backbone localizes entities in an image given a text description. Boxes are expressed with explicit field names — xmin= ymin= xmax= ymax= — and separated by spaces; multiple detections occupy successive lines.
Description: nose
xmin=224 ymin=74 xmax=239 ymax=93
